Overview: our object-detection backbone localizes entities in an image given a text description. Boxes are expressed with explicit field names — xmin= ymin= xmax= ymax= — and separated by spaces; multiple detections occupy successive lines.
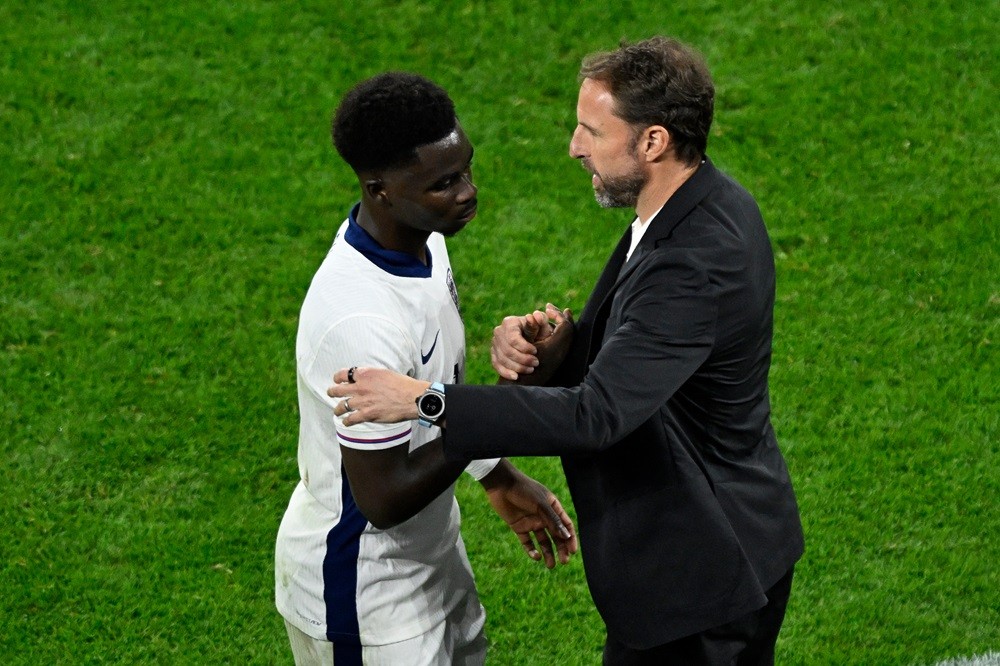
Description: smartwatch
xmin=416 ymin=382 xmax=446 ymax=427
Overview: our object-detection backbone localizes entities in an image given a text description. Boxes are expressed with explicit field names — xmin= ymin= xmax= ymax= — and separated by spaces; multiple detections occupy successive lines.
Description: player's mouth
xmin=456 ymin=202 xmax=478 ymax=222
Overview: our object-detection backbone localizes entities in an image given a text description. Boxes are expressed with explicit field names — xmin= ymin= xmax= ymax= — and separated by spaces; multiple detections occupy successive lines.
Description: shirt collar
xmin=626 ymin=203 xmax=664 ymax=261
xmin=343 ymin=203 xmax=433 ymax=278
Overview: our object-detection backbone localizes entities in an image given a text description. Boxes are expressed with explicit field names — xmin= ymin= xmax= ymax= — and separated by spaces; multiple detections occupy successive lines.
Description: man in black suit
xmin=329 ymin=36 xmax=804 ymax=665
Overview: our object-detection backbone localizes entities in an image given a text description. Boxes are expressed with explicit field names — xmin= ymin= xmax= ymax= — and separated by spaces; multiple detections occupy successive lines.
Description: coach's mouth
xmin=580 ymin=160 xmax=601 ymax=188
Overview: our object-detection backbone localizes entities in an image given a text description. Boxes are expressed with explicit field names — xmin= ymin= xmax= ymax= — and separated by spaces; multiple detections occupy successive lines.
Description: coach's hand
xmin=329 ymin=367 xmax=426 ymax=426
xmin=492 ymin=303 xmax=573 ymax=383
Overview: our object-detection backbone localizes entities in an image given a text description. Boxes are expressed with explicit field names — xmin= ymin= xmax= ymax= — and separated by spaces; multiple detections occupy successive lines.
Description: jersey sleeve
xmin=300 ymin=313 xmax=415 ymax=451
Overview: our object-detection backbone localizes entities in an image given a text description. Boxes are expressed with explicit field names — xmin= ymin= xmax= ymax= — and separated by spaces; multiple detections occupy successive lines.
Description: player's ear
xmin=364 ymin=177 xmax=387 ymax=200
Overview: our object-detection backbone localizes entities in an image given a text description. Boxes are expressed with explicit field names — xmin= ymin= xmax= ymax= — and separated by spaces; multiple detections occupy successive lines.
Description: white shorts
xmin=283 ymin=596 xmax=487 ymax=666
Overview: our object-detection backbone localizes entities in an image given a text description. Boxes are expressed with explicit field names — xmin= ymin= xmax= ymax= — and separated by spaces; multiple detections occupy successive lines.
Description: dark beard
xmin=594 ymin=167 xmax=645 ymax=208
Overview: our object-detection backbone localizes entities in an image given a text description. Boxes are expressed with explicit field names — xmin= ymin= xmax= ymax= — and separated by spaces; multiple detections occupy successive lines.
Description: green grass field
xmin=2 ymin=1 xmax=997 ymax=663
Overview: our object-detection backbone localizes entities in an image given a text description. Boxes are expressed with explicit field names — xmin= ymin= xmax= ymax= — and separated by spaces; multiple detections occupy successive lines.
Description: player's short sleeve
xmin=301 ymin=313 xmax=414 ymax=451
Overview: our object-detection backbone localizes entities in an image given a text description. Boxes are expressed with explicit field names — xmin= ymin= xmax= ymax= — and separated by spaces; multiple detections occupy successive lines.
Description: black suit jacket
xmin=445 ymin=157 xmax=804 ymax=648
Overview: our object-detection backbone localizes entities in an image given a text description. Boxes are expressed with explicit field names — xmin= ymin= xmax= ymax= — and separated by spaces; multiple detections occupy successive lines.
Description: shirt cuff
xmin=463 ymin=457 xmax=501 ymax=481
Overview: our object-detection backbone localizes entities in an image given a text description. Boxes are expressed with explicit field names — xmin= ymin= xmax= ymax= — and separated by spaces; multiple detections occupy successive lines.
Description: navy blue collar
xmin=344 ymin=204 xmax=433 ymax=278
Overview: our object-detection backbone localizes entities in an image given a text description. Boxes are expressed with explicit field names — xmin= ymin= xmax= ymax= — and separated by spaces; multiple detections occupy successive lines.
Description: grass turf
xmin=1 ymin=0 xmax=997 ymax=663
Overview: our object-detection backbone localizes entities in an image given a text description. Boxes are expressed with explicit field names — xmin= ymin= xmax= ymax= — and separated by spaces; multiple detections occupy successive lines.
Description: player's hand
xmin=491 ymin=304 xmax=574 ymax=383
xmin=328 ymin=367 xmax=427 ymax=426
xmin=480 ymin=460 xmax=577 ymax=569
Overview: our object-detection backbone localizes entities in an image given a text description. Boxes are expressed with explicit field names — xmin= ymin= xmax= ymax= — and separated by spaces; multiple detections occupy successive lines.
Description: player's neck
xmin=356 ymin=204 xmax=430 ymax=264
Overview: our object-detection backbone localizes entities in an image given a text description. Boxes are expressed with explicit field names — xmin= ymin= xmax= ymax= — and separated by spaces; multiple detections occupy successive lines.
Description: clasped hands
xmin=492 ymin=303 xmax=574 ymax=383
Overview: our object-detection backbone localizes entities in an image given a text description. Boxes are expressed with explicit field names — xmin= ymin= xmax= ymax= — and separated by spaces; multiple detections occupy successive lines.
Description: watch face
xmin=420 ymin=393 xmax=444 ymax=417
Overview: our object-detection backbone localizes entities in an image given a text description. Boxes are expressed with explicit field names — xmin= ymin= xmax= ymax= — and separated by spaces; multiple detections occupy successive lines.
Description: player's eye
xmin=430 ymin=177 xmax=455 ymax=192
xmin=430 ymin=161 xmax=473 ymax=192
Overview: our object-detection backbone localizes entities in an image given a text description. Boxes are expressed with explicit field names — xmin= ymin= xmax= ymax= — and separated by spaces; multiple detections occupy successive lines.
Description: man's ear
xmin=640 ymin=125 xmax=671 ymax=162
xmin=364 ymin=177 xmax=389 ymax=203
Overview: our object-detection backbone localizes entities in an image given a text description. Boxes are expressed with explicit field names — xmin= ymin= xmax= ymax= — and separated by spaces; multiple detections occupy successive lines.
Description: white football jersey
xmin=275 ymin=206 xmax=480 ymax=646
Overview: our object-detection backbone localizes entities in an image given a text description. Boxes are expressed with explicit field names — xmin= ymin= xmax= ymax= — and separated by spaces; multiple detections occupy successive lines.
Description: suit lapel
xmin=558 ymin=226 xmax=631 ymax=374
xmin=611 ymin=157 xmax=719 ymax=289
xmin=617 ymin=244 xmax=648 ymax=283
xmin=554 ymin=158 xmax=719 ymax=383
xmin=578 ymin=227 xmax=631 ymax=325
xmin=577 ymin=157 xmax=719 ymax=363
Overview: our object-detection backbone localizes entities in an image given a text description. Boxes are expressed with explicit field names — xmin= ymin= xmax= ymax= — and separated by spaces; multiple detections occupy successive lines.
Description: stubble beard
xmin=594 ymin=173 xmax=644 ymax=208
xmin=590 ymin=161 xmax=646 ymax=209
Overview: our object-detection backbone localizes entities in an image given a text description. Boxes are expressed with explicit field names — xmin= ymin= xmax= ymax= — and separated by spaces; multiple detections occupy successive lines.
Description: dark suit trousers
xmin=602 ymin=567 xmax=795 ymax=666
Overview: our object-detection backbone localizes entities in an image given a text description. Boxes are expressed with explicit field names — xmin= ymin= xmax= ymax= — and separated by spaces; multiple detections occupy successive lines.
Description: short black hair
xmin=332 ymin=72 xmax=457 ymax=173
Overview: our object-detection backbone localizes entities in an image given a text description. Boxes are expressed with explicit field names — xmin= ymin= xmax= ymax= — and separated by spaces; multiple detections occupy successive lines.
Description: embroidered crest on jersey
xmin=446 ymin=268 xmax=461 ymax=315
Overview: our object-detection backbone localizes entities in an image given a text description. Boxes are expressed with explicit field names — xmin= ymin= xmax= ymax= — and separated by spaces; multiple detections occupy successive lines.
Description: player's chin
xmin=443 ymin=207 xmax=477 ymax=235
